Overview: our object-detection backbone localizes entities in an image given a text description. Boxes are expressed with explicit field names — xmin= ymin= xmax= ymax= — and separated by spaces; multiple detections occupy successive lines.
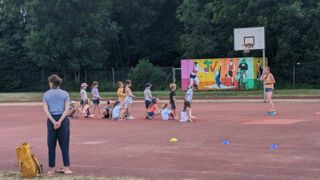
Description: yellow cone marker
xmin=170 ymin=138 xmax=178 ymax=142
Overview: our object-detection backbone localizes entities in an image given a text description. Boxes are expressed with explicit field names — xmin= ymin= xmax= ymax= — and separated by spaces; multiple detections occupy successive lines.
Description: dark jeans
xmin=47 ymin=115 xmax=70 ymax=167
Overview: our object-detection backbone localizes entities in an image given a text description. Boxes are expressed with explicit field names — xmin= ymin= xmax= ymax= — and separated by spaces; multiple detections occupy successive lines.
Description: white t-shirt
xmin=144 ymin=88 xmax=152 ymax=101
xmin=180 ymin=110 xmax=188 ymax=122
xmin=80 ymin=89 xmax=88 ymax=100
xmin=185 ymin=88 xmax=193 ymax=102
xmin=161 ymin=108 xmax=171 ymax=120
xmin=112 ymin=105 xmax=121 ymax=118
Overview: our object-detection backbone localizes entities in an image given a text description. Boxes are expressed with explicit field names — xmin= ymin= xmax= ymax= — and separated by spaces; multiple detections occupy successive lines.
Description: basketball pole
xmin=262 ymin=49 xmax=266 ymax=103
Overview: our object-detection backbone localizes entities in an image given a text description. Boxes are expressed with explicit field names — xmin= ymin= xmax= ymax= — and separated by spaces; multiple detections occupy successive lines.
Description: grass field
xmin=0 ymin=171 xmax=143 ymax=180
xmin=0 ymin=89 xmax=319 ymax=103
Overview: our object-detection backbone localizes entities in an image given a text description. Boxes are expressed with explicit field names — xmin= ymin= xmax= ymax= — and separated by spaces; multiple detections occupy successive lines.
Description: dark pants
xmin=47 ymin=115 xmax=70 ymax=167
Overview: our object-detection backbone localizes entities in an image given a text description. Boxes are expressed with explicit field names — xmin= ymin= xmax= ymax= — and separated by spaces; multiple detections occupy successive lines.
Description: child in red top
xmin=146 ymin=97 xmax=159 ymax=120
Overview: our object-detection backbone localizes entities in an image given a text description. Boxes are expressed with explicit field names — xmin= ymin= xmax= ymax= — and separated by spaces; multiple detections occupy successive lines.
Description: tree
xmin=26 ymin=0 xmax=117 ymax=83
xmin=129 ymin=59 xmax=167 ymax=90
xmin=0 ymin=0 xmax=35 ymax=91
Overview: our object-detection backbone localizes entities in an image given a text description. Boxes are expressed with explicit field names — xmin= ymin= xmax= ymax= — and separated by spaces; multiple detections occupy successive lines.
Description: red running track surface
xmin=0 ymin=102 xmax=320 ymax=180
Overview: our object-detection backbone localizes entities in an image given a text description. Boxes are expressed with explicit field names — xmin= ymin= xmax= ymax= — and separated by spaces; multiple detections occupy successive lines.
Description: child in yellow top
xmin=117 ymin=81 xmax=125 ymax=103
xmin=260 ymin=67 xmax=276 ymax=115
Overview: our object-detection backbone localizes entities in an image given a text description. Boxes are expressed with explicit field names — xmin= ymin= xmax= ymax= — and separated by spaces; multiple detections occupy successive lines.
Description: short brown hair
xmin=48 ymin=74 xmax=62 ymax=89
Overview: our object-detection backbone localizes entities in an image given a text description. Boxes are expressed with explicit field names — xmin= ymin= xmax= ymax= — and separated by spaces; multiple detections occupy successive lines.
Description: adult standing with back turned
xmin=43 ymin=74 xmax=73 ymax=175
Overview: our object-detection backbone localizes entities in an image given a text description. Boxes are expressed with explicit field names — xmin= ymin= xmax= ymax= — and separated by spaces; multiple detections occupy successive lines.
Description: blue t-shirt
xmin=43 ymin=89 xmax=70 ymax=115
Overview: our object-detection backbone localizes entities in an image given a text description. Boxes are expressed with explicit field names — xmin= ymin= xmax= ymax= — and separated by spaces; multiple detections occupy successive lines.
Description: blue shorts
xmin=147 ymin=112 xmax=155 ymax=117
xmin=145 ymin=100 xmax=152 ymax=109
xmin=92 ymin=98 xmax=100 ymax=104
xmin=265 ymin=88 xmax=273 ymax=92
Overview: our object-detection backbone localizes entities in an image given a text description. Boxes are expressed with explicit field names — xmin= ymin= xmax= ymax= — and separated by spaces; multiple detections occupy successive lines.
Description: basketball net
xmin=243 ymin=43 xmax=253 ymax=55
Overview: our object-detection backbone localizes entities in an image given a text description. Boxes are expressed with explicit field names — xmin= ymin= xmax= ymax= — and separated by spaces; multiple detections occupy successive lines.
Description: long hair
xmin=123 ymin=80 xmax=131 ymax=94
xmin=183 ymin=101 xmax=191 ymax=112
xmin=91 ymin=81 xmax=98 ymax=89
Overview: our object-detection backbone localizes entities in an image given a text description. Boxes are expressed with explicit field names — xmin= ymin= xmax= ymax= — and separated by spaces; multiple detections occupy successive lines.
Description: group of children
xmin=144 ymin=82 xmax=197 ymax=122
xmin=68 ymin=79 xmax=197 ymax=123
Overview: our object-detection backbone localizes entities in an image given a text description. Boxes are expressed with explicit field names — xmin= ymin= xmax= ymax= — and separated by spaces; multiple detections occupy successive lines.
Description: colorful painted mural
xmin=181 ymin=57 xmax=267 ymax=91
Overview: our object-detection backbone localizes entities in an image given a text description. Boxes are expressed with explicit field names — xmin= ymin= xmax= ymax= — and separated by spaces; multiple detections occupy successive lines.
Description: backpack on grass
xmin=16 ymin=143 xmax=43 ymax=178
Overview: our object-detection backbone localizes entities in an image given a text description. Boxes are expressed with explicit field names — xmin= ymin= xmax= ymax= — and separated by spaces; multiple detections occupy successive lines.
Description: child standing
xmin=260 ymin=67 xmax=276 ymax=115
xmin=185 ymin=84 xmax=196 ymax=103
xmin=80 ymin=83 xmax=88 ymax=105
xmin=91 ymin=81 xmax=102 ymax=118
xmin=124 ymin=80 xmax=135 ymax=120
xmin=180 ymin=101 xmax=194 ymax=122
xmin=146 ymin=97 xmax=159 ymax=120
xmin=144 ymin=83 xmax=153 ymax=118
xmin=117 ymin=81 xmax=125 ymax=104
xmin=169 ymin=83 xmax=177 ymax=115
xmin=161 ymin=103 xmax=176 ymax=120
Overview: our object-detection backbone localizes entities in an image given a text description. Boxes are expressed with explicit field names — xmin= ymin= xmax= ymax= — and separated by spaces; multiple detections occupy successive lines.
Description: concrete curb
xmin=0 ymin=99 xmax=319 ymax=107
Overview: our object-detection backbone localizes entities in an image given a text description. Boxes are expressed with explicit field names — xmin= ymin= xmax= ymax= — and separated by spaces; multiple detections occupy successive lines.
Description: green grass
xmin=0 ymin=171 xmax=144 ymax=180
xmin=0 ymin=89 xmax=319 ymax=103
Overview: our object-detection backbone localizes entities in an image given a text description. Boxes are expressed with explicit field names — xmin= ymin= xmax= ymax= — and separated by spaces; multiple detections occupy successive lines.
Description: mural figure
xmin=226 ymin=59 xmax=236 ymax=86
xmin=189 ymin=61 xmax=205 ymax=89
xmin=181 ymin=58 xmax=267 ymax=91
xmin=237 ymin=59 xmax=248 ymax=90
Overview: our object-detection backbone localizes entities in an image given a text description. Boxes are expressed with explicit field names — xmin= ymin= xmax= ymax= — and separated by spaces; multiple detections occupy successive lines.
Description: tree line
xmin=0 ymin=0 xmax=319 ymax=91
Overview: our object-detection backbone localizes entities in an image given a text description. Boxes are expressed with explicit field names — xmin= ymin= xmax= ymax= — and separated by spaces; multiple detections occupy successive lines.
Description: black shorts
xmin=228 ymin=71 xmax=233 ymax=77
xmin=145 ymin=100 xmax=152 ymax=109
xmin=80 ymin=100 xmax=84 ymax=105
xmin=265 ymin=88 xmax=273 ymax=92
xmin=170 ymin=102 xmax=176 ymax=110
xmin=147 ymin=112 xmax=155 ymax=117
xmin=190 ymin=74 xmax=196 ymax=79
xmin=92 ymin=98 xmax=100 ymax=104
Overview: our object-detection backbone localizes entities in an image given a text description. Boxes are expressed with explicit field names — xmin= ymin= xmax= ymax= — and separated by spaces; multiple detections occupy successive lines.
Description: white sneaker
xmin=126 ymin=116 xmax=135 ymax=120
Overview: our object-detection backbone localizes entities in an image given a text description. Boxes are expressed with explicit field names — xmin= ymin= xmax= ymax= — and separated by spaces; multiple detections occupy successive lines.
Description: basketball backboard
xmin=234 ymin=27 xmax=265 ymax=51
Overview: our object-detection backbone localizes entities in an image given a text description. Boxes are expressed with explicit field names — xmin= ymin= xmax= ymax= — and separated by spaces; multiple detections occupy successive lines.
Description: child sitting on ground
xmin=146 ymin=97 xmax=160 ymax=120
xmin=161 ymin=103 xmax=177 ymax=120
xmin=67 ymin=101 xmax=77 ymax=118
xmin=102 ymin=100 xmax=113 ymax=119
xmin=180 ymin=101 xmax=195 ymax=122
xmin=80 ymin=99 xmax=95 ymax=118
xmin=112 ymin=100 xmax=126 ymax=120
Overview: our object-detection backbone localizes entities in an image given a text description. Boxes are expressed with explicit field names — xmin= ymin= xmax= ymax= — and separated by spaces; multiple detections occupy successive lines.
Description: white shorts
xmin=125 ymin=96 xmax=133 ymax=104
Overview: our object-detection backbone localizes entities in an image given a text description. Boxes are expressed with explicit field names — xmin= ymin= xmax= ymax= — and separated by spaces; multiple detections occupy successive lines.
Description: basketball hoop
xmin=243 ymin=43 xmax=253 ymax=55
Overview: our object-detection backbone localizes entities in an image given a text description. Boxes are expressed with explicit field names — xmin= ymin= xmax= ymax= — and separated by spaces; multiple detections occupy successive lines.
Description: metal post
xmin=172 ymin=66 xmax=176 ymax=83
xmin=292 ymin=63 xmax=295 ymax=88
xmin=262 ymin=49 xmax=266 ymax=102
xmin=112 ymin=68 xmax=115 ymax=88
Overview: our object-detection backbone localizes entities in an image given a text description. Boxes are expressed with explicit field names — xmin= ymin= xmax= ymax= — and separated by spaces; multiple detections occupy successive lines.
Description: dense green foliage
xmin=128 ymin=59 xmax=169 ymax=90
xmin=0 ymin=0 xmax=319 ymax=91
